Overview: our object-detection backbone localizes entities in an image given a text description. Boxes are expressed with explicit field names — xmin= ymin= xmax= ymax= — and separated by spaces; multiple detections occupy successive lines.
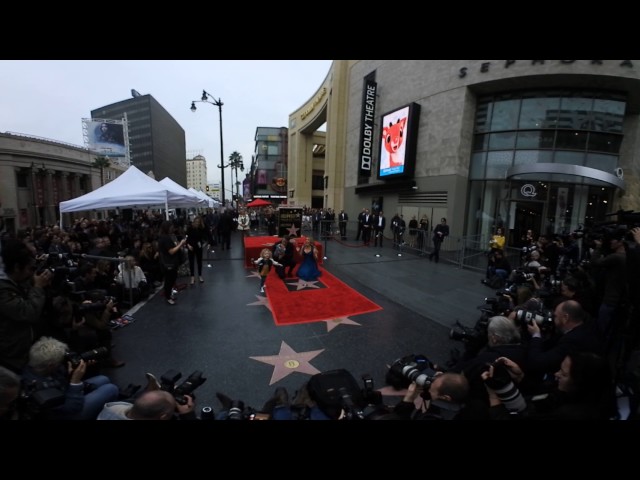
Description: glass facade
xmin=467 ymin=90 xmax=626 ymax=244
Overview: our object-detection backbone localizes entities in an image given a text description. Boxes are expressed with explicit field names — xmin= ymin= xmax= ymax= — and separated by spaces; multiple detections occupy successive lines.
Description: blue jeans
xmin=73 ymin=376 xmax=119 ymax=420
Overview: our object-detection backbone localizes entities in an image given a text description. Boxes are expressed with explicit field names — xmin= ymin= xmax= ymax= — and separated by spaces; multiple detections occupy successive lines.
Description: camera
xmin=18 ymin=377 xmax=67 ymax=419
xmin=64 ymin=347 xmax=109 ymax=368
xmin=514 ymin=307 xmax=554 ymax=333
xmin=513 ymin=268 xmax=536 ymax=284
xmin=159 ymin=369 xmax=207 ymax=405
xmin=227 ymin=399 xmax=246 ymax=420
xmin=386 ymin=354 xmax=437 ymax=390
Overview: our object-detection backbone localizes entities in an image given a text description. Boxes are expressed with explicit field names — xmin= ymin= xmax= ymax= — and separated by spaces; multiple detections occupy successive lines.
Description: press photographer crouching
xmin=77 ymin=290 xmax=125 ymax=369
xmin=98 ymin=390 xmax=196 ymax=420
xmin=20 ymin=336 xmax=119 ymax=420
xmin=449 ymin=316 xmax=526 ymax=406
xmin=386 ymin=355 xmax=485 ymax=419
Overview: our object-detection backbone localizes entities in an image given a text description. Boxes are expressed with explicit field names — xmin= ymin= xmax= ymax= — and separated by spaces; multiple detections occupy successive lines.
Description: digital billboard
xmin=377 ymin=102 xmax=421 ymax=180
xmin=85 ymin=119 xmax=126 ymax=157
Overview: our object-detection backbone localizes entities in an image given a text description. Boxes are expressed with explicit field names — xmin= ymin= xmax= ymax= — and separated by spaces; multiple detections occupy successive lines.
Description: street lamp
xmin=190 ymin=90 xmax=226 ymax=205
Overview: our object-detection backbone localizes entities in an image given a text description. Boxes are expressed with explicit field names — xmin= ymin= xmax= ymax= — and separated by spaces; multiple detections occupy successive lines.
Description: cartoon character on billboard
xmin=382 ymin=117 xmax=407 ymax=167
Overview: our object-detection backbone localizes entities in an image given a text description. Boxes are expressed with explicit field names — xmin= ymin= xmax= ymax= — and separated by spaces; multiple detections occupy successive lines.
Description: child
xmin=253 ymin=248 xmax=282 ymax=293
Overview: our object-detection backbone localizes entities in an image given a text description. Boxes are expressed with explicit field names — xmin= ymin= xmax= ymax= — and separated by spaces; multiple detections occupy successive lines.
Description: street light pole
xmin=191 ymin=90 xmax=226 ymax=205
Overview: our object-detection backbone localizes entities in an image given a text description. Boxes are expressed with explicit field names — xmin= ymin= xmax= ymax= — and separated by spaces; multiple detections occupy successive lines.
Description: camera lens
xmin=201 ymin=406 xmax=215 ymax=420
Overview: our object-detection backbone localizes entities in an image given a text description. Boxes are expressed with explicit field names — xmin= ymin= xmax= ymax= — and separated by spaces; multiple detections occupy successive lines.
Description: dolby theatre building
xmin=288 ymin=60 xmax=640 ymax=244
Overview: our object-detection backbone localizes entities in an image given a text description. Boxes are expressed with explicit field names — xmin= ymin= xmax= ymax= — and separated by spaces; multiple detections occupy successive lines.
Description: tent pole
xmin=165 ymin=198 xmax=169 ymax=220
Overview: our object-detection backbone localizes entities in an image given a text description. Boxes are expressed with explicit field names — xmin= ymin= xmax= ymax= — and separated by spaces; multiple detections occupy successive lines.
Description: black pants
xmin=275 ymin=259 xmax=296 ymax=278
xmin=163 ymin=266 xmax=178 ymax=299
xmin=430 ymin=239 xmax=442 ymax=262
xmin=188 ymin=247 xmax=203 ymax=276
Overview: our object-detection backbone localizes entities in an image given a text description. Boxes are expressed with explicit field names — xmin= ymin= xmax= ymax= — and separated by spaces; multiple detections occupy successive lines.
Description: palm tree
xmin=228 ymin=151 xmax=244 ymax=202
xmin=92 ymin=156 xmax=111 ymax=186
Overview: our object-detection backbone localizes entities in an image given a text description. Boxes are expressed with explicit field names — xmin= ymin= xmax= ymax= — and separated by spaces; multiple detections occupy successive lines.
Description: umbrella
xmin=246 ymin=198 xmax=272 ymax=208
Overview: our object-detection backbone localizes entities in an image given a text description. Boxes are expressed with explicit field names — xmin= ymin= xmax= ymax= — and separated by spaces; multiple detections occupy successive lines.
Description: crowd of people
xmin=2 ymin=205 xmax=640 ymax=420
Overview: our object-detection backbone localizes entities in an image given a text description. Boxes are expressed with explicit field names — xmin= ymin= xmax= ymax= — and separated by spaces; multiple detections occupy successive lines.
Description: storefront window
xmin=489 ymin=99 xmax=520 ymax=131
xmin=486 ymin=151 xmax=513 ymax=178
xmin=518 ymin=97 xmax=561 ymax=129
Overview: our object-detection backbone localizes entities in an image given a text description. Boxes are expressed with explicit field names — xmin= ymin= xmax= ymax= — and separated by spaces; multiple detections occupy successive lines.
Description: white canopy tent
xmin=188 ymin=188 xmax=220 ymax=208
xmin=158 ymin=177 xmax=208 ymax=207
xmin=59 ymin=166 xmax=200 ymax=226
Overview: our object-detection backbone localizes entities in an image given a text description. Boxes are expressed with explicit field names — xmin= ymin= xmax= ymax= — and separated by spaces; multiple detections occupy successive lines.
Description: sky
xmin=0 ymin=60 xmax=332 ymax=191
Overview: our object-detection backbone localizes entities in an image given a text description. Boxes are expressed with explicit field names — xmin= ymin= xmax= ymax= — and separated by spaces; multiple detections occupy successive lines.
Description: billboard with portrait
xmin=377 ymin=102 xmax=421 ymax=180
xmin=85 ymin=119 xmax=126 ymax=157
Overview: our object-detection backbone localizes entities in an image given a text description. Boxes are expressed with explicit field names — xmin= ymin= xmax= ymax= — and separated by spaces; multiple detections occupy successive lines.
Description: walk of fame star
xmin=322 ymin=316 xmax=362 ymax=332
xmin=249 ymin=341 xmax=325 ymax=385
xmin=286 ymin=279 xmax=322 ymax=291
xmin=247 ymin=294 xmax=272 ymax=312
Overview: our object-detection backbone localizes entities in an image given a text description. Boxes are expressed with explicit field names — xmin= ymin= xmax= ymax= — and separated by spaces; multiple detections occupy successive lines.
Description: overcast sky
xmin=0 ymin=60 xmax=332 ymax=188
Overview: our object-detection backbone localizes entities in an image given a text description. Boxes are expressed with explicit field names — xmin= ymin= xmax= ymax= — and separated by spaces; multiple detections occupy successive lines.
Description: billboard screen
xmin=377 ymin=102 xmax=421 ymax=180
xmin=85 ymin=120 xmax=126 ymax=157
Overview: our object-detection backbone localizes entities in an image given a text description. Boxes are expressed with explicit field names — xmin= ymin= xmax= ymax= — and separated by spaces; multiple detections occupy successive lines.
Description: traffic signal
xmin=206 ymin=185 xmax=210 ymax=192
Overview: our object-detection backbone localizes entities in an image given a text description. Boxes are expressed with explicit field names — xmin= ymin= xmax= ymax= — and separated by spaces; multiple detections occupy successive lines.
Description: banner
xmin=85 ymin=119 xmax=126 ymax=157
xmin=278 ymin=207 xmax=303 ymax=237
xmin=358 ymin=75 xmax=377 ymax=176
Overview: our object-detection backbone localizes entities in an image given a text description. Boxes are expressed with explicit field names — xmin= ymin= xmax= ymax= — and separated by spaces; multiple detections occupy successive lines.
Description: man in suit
xmin=361 ymin=209 xmax=372 ymax=246
xmin=338 ymin=210 xmax=348 ymax=240
xmin=523 ymin=299 xmax=602 ymax=394
xmin=355 ymin=208 xmax=366 ymax=241
xmin=373 ymin=211 xmax=386 ymax=247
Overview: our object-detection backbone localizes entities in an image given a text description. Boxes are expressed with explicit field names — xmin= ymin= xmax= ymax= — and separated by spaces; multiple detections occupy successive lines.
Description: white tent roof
xmin=59 ymin=166 xmax=195 ymax=213
xmin=188 ymin=188 xmax=220 ymax=208
xmin=159 ymin=177 xmax=207 ymax=207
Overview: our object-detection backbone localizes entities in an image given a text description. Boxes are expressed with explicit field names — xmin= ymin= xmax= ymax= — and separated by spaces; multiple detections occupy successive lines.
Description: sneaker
xmin=145 ymin=373 xmax=161 ymax=392
xmin=260 ymin=286 xmax=265 ymax=293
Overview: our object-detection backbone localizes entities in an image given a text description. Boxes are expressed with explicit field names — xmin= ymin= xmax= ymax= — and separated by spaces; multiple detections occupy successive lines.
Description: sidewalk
xmin=321 ymin=238 xmax=490 ymax=329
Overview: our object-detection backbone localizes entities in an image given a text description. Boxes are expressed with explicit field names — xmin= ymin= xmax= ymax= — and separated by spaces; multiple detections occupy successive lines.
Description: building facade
xmin=0 ymin=132 xmax=113 ymax=232
xmin=289 ymin=60 xmax=640 ymax=243
xmin=186 ymin=154 xmax=207 ymax=192
xmin=91 ymin=94 xmax=187 ymax=186
xmin=250 ymin=127 xmax=289 ymax=204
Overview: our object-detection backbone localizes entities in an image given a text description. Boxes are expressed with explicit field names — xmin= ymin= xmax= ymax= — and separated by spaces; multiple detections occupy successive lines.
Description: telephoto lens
xmin=201 ymin=406 xmax=215 ymax=420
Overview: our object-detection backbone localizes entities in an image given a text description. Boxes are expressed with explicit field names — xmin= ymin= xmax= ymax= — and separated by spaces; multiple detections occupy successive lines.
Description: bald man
xmin=97 ymin=389 xmax=195 ymax=420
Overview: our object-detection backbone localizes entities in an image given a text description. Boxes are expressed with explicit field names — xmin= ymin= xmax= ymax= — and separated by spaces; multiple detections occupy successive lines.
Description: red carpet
xmin=265 ymin=267 xmax=382 ymax=326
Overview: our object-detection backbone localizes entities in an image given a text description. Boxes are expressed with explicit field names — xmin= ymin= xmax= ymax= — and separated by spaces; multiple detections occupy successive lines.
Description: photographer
xmin=21 ymin=336 xmax=119 ymax=420
xmin=393 ymin=372 xmax=485 ymax=420
xmin=98 ymin=390 xmax=196 ymax=420
xmin=483 ymin=352 xmax=616 ymax=420
xmin=523 ymin=300 xmax=602 ymax=394
xmin=589 ymin=230 xmax=628 ymax=351
xmin=483 ymin=248 xmax=511 ymax=287
xmin=79 ymin=291 xmax=125 ymax=368
xmin=0 ymin=239 xmax=52 ymax=373
xmin=451 ymin=316 xmax=526 ymax=403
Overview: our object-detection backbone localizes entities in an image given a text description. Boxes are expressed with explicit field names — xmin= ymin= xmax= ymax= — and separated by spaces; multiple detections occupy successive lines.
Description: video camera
xmin=159 ymin=369 xmax=207 ymax=405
